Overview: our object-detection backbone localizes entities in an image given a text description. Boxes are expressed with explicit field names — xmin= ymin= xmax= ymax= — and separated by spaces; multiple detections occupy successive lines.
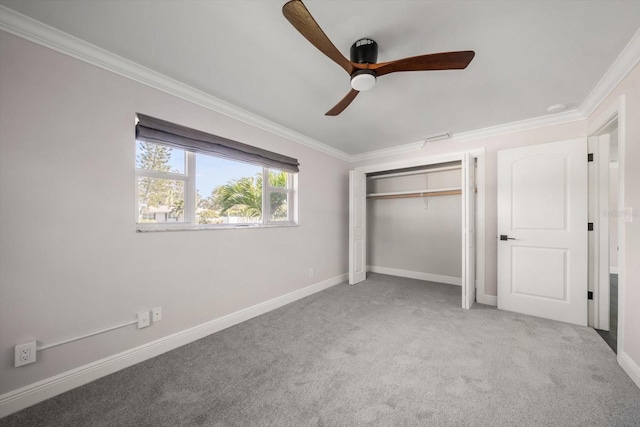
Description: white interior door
xmin=462 ymin=154 xmax=476 ymax=309
xmin=349 ymin=170 xmax=367 ymax=284
xmin=497 ymin=138 xmax=588 ymax=326
xmin=588 ymin=135 xmax=610 ymax=330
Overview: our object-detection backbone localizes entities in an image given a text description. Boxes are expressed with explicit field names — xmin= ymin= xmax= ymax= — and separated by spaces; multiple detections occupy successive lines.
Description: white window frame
xmin=135 ymin=143 xmax=297 ymax=231
xmin=263 ymin=168 xmax=297 ymax=225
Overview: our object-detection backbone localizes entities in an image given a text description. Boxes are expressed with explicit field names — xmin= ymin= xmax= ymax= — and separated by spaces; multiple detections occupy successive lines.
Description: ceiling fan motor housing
xmin=350 ymin=38 xmax=378 ymax=64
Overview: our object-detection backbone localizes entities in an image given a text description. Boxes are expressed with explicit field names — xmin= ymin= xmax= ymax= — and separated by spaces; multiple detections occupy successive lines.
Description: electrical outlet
xmin=15 ymin=342 xmax=37 ymax=367
xmin=151 ymin=306 xmax=162 ymax=322
xmin=309 ymin=267 xmax=314 ymax=278
xmin=137 ymin=311 xmax=150 ymax=328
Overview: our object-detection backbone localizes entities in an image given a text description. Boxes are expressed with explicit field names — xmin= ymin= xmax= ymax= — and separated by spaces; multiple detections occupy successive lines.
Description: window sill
xmin=136 ymin=223 xmax=298 ymax=233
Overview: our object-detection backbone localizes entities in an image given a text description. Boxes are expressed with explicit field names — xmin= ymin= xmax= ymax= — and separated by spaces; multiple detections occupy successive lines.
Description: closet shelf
xmin=367 ymin=187 xmax=462 ymax=200
xmin=368 ymin=165 xmax=461 ymax=180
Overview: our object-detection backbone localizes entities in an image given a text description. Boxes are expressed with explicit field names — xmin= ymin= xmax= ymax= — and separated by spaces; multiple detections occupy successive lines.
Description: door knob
xmin=500 ymin=235 xmax=516 ymax=241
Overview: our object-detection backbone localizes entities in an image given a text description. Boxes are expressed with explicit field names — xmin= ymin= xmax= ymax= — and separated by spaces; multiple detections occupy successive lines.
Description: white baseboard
xmin=0 ymin=274 xmax=347 ymax=418
xmin=610 ymin=267 xmax=619 ymax=274
xmin=619 ymin=351 xmax=640 ymax=390
xmin=477 ymin=294 xmax=497 ymax=306
xmin=368 ymin=265 xmax=461 ymax=286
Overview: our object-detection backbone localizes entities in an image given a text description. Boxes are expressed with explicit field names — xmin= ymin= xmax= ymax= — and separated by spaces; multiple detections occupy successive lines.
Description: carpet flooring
xmin=2 ymin=273 xmax=639 ymax=426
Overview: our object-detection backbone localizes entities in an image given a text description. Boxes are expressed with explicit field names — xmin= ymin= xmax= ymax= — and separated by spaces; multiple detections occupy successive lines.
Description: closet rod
xmin=368 ymin=165 xmax=461 ymax=180
xmin=367 ymin=189 xmax=462 ymax=200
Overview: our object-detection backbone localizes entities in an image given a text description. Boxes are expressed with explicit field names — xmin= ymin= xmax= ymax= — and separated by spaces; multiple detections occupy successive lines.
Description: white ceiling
xmin=2 ymin=0 xmax=640 ymax=155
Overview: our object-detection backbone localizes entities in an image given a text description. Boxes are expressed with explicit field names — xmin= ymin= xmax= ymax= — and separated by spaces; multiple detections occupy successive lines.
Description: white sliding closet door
xmin=462 ymin=154 xmax=476 ymax=309
xmin=349 ymin=170 xmax=367 ymax=284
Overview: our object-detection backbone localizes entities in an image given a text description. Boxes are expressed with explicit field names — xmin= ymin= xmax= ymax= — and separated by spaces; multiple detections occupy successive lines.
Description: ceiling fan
xmin=282 ymin=0 xmax=475 ymax=116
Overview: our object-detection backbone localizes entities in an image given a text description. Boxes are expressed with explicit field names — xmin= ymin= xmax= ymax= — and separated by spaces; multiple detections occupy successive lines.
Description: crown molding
xmin=1 ymin=5 xmax=639 ymax=165
xmin=0 ymin=6 xmax=352 ymax=163
xmin=350 ymin=140 xmax=425 ymax=162
xmin=579 ymin=28 xmax=640 ymax=118
xmin=451 ymin=109 xmax=585 ymax=142
xmin=350 ymin=108 xmax=584 ymax=162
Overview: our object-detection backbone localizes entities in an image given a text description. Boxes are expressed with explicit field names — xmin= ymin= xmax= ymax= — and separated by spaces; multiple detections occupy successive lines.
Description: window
xmin=135 ymin=114 xmax=298 ymax=230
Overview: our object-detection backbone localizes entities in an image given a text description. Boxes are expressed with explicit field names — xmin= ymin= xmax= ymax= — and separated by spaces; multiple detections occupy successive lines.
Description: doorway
xmin=591 ymin=118 xmax=620 ymax=353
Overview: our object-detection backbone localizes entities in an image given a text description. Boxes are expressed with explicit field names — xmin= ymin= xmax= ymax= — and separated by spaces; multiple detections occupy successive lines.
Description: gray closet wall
xmin=366 ymin=167 xmax=462 ymax=280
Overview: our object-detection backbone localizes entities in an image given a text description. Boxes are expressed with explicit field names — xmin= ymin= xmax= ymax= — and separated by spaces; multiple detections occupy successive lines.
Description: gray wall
xmin=0 ymin=33 xmax=350 ymax=395
xmin=367 ymin=170 xmax=462 ymax=278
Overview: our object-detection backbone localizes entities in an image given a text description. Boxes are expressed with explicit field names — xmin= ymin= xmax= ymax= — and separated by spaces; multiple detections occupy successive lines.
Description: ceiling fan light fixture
xmin=282 ymin=1 xmax=475 ymax=115
xmin=350 ymin=70 xmax=376 ymax=91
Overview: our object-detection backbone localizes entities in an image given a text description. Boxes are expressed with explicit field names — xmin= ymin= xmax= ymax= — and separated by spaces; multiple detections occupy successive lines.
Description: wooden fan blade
xmin=325 ymin=89 xmax=359 ymax=116
xmin=283 ymin=0 xmax=354 ymax=75
xmin=370 ymin=51 xmax=475 ymax=77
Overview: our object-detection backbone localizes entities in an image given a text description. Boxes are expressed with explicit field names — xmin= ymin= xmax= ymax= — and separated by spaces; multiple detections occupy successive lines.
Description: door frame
xmin=588 ymin=133 xmax=610 ymax=330
xmin=351 ymin=148 xmax=487 ymax=307
xmin=588 ymin=95 xmax=626 ymax=358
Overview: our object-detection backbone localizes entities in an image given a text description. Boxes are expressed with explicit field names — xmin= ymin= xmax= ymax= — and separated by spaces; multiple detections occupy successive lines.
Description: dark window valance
xmin=135 ymin=113 xmax=300 ymax=173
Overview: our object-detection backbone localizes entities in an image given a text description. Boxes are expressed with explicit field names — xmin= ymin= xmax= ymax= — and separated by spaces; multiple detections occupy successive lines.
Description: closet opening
xmin=349 ymin=152 xmax=481 ymax=310
xmin=367 ymin=161 xmax=463 ymax=287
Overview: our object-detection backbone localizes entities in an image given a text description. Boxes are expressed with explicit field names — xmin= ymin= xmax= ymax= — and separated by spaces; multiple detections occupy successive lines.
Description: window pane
xmin=136 ymin=141 xmax=185 ymax=174
xmin=137 ymin=177 xmax=185 ymax=223
xmin=268 ymin=169 xmax=288 ymax=188
xmin=270 ymin=192 xmax=289 ymax=222
xmin=196 ymin=154 xmax=263 ymax=224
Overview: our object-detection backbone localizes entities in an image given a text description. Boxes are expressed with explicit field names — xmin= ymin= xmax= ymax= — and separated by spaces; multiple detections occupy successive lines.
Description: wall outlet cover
xmin=15 ymin=341 xmax=37 ymax=367
xmin=151 ymin=307 xmax=162 ymax=322
xmin=137 ymin=311 xmax=150 ymax=328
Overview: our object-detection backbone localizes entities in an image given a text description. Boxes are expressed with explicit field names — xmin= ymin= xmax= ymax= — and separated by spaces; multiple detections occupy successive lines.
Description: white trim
xmin=355 ymin=151 xmax=466 ymax=174
xmin=368 ymin=266 xmax=461 ymax=286
xmin=588 ymin=97 xmax=625 ymax=136
xmin=580 ymin=28 xmax=640 ymax=117
xmin=0 ymin=6 xmax=351 ymax=163
xmin=474 ymin=149 xmax=491 ymax=306
xmin=453 ymin=110 xmax=585 ymax=143
xmin=350 ymin=110 xmax=586 ymax=162
xmin=1 ymin=6 xmax=639 ymax=164
xmin=477 ymin=294 xmax=497 ymax=306
xmin=588 ymin=96 xmax=629 ymax=378
xmin=610 ymin=267 xmax=619 ymax=274
xmin=0 ymin=273 xmax=347 ymax=418
xmin=619 ymin=351 xmax=640 ymax=390
xmin=615 ymin=97 xmax=627 ymax=362
xmin=184 ymin=152 xmax=197 ymax=225
xmin=462 ymin=153 xmax=474 ymax=309
xmin=351 ymin=141 xmax=425 ymax=162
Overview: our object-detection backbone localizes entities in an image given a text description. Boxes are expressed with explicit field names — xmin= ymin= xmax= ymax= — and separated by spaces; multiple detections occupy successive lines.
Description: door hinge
xmin=588 ymin=153 xmax=594 ymax=162
xmin=588 ymin=291 xmax=593 ymax=300
xmin=588 ymin=222 xmax=594 ymax=231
